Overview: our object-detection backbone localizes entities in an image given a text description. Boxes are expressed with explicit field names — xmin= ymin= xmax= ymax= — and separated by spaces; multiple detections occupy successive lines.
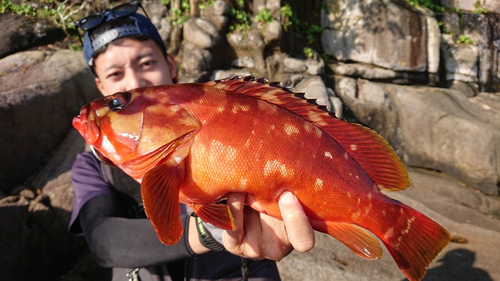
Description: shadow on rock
xmin=405 ymin=249 xmax=493 ymax=281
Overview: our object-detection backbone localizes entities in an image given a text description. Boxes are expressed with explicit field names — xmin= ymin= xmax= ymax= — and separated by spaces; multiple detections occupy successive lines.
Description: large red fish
xmin=73 ymin=76 xmax=450 ymax=281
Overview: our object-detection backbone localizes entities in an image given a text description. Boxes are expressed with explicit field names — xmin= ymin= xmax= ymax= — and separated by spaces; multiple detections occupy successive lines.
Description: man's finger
xmin=278 ymin=191 xmax=315 ymax=252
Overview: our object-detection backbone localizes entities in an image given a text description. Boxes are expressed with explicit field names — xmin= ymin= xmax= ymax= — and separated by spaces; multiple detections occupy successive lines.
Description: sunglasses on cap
xmin=74 ymin=0 xmax=150 ymax=45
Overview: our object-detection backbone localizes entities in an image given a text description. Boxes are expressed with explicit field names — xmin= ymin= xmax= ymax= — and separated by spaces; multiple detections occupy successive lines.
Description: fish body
xmin=73 ymin=76 xmax=450 ymax=281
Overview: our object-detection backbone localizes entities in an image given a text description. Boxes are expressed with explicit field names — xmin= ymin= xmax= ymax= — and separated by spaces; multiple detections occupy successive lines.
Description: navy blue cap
xmin=83 ymin=12 xmax=166 ymax=67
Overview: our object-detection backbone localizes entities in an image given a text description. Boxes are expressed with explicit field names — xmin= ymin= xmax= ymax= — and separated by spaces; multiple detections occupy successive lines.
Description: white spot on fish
xmin=357 ymin=198 xmax=361 ymax=205
xmin=314 ymin=178 xmax=323 ymax=191
xmin=324 ymin=151 xmax=332 ymax=159
xmin=384 ymin=227 xmax=394 ymax=239
xmin=382 ymin=210 xmax=387 ymax=216
xmin=351 ymin=211 xmax=361 ymax=220
xmin=401 ymin=217 xmax=416 ymax=234
xmin=304 ymin=122 xmax=314 ymax=133
xmin=344 ymin=152 xmax=348 ymax=160
xmin=263 ymin=159 xmax=295 ymax=178
xmin=356 ymin=175 xmax=360 ymax=180
xmin=232 ymin=102 xmax=251 ymax=113
xmin=240 ymin=178 xmax=248 ymax=188
xmin=217 ymin=105 xmax=225 ymax=113
xmin=350 ymin=144 xmax=357 ymax=151
xmin=244 ymin=138 xmax=251 ymax=148
xmin=284 ymin=123 xmax=299 ymax=135
xmin=346 ymin=192 xmax=352 ymax=198
xmin=314 ymin=127 xmax=322 ymax=138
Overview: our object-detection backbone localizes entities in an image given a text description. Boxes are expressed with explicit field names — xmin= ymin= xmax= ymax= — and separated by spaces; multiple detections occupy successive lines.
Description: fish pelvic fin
xmin=311 ymin=220 xmax=383 ymax=260
xmin=381 ymin=205 xmax=451 ymax=281
xmin=190 ymin=203 xmax=235 ymax=231
xmin=209 ymin=76 xmax=409 ymax=192
xmin=141 ymin=160 xmax=185 ymax=245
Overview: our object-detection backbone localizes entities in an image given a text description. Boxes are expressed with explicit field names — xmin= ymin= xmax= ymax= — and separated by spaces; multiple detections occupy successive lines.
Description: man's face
xmin=93 ymin=38 xmax=176 ymax=96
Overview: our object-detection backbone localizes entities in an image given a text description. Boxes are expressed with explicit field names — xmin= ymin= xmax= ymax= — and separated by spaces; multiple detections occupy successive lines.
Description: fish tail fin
xmin=381 ymin=205 xmax=451 ymax=281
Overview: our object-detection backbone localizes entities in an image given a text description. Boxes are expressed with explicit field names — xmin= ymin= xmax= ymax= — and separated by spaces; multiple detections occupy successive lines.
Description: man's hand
xmin=222 ymin=191 xmax=315 ymax=261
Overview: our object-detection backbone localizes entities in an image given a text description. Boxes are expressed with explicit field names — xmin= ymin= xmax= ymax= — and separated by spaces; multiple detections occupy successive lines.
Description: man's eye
xmin=108 ymin=92 xmax=132 ymax=111
xmin=142 ymin=60 xmax=155 ymax=67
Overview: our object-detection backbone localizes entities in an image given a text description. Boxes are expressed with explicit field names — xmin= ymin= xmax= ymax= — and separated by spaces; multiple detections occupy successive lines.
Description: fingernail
xmin=279 ymin=191 xmax=294 ymax=204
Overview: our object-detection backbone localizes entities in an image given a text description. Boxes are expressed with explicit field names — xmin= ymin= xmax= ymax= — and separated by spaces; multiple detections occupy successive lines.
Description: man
xmin=69 ymin=2 xmax=315 ymax=280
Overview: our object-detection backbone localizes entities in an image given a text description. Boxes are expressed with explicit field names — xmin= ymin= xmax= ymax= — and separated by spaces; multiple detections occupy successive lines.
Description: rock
xmin=227 ymin=31 xmax=266 ymax=74
xmin=232 ymin=56 xmax=255 ymax=68
xmin=440 ymin=0 xmax=500 ymax=14
xmin=418 ymin=7 xmax=441 ymax=74
xmin=263 ymin=20 xmax=282 ymax=46
xmin=283 ymin=56 xmax=324 ymax=75
xmin=439 ymin=12 xmax=500 ymax=92
xmin=333 ymin=76 xmax=500 ymax=195
xmin=201 ymin=0 xmax=230 ymax=30
xmin=442 ymin=37 xmax=479 ymax=83
xmin=211 ymin=69 xmax=253 ymax=81
xmin=183 ymin=18 xmax=220 ymax=49
xmin=321 ymin=0 xmax=428 ymax=72
xmin=283 ymin=57 xmax=307 ymax=73
xmin=293 ymin=76 xmax=343 ymax=118
xmin=30 ymin=129 xmax=87 ymax=225
xmin=180 ymin=41 xmax=213 ymax=74
xmin=0 ymin=13 xmax=65 ymax=59
xmin=0 ymin=50 xmax=99 ymax=194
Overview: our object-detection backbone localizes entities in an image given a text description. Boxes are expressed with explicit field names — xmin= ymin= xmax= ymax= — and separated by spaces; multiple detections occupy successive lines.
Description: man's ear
xmin=95 ymin=77 xmax=107 ymax=96
xmin=167 ymin=54 xmax=178 ymax=83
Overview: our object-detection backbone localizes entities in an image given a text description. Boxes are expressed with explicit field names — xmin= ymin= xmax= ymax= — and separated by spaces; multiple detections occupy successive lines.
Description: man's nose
xmin=127 ymin=72 xmax=143 ymax=90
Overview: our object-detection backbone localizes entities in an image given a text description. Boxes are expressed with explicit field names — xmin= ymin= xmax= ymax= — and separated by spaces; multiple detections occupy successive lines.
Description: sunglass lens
xmin=79 ymin=14 xmax=104 ymax=30
xmin=112 ymin=3 xmax=137 ymax=17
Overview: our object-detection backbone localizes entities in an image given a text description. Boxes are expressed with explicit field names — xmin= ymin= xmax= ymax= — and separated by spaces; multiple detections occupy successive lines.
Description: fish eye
xmin=108 ymin=92 xmax=132 ymax=112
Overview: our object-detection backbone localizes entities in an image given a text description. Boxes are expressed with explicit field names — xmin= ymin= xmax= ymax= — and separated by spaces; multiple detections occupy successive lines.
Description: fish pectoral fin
xmin=190 ymin=203 xmax=235 ymax=231
xmin=141 ymin=162 xmax=185 ymax=245
xmin=314 ymin=221 xmax=382 ymax=260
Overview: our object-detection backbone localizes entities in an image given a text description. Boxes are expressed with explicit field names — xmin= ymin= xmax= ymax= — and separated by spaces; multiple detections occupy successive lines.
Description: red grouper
xmin=73 ymin=76 xmax=451 ymax=281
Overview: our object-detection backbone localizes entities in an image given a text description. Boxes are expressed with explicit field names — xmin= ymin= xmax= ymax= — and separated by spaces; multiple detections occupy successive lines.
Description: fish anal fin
xmin=141 ymin=161 xmax=185 ymax=245
xmin=190 ymin=203 xmax=235 ymax=231
xmin=312 ymin=220 xmax=383 ymax=260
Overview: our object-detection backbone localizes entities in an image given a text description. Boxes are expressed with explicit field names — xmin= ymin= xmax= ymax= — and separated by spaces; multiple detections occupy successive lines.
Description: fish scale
xmin=73 ymin=76 xmax=451 ymax=281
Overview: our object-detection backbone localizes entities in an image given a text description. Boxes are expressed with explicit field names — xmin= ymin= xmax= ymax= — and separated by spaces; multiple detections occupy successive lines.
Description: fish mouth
xmin=73 ymin=104 xmax=100 ymax=145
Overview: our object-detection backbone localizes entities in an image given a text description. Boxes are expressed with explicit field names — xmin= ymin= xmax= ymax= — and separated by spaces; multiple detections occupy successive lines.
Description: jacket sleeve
xmin=79 ymin=195 xmax=194 ymax=268
xmin=71 ymin=152 xmax=195 ymax=268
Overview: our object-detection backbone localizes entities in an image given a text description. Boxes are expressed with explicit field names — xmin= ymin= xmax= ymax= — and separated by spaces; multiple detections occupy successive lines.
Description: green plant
xmin=198 ymin=0 xmax=214 ymax=10
xmin=457 ymin=34 xmax=477 ymax=44
xmin=228 ymin=0 xmax=251 ymax=34
xmin=255 ymin=9 xmax=273 ymax=25
xmin=473 ymin=0 xmax=488 ymax=13
xmin=169 ymin=0 xmax=190 ymax=26
xmin=280 ymin=3 xmax=293 ymax=32
xmin=1 ymin=1 xmax=38 ymax=16
xmin=406 ymin=0 xmax=445 ymax=13
xmin=1 ymin=0 xmax=90 ymax=35
xmin=303 ymin=47 xmax=314 ymax=58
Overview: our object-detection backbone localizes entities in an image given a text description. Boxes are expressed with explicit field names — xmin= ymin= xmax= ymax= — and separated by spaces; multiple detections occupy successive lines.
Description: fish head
xmin=73 ymin=88 xmax=200 ymax=169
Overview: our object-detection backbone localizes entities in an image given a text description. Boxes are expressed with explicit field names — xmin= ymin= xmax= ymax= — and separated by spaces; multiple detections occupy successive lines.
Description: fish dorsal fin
xmin=209 ymin=76 xmax=409 ymax=191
